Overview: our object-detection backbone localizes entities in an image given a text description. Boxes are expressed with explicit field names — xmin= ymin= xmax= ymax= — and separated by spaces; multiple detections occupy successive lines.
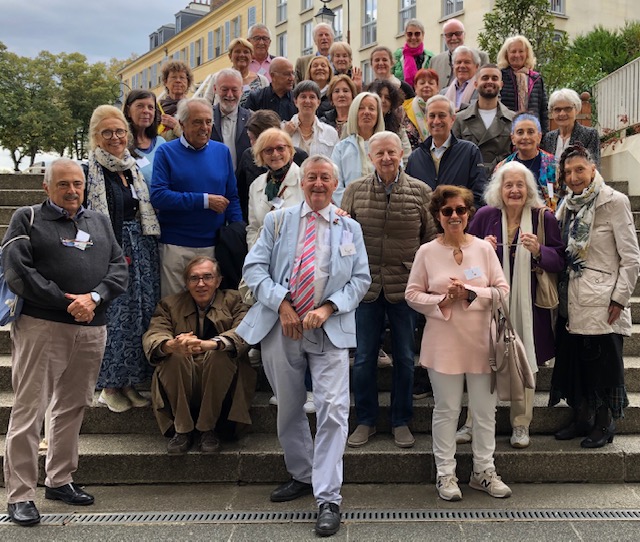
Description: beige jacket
xmin=341 ymin=170 xmax=437 ymax=303
xmin=558 ymin=180 xmax=640 ymax=336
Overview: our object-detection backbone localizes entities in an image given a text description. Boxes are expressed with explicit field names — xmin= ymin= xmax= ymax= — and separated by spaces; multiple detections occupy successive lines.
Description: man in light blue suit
xmin=237 ymin=155 xmax=370 ymax=537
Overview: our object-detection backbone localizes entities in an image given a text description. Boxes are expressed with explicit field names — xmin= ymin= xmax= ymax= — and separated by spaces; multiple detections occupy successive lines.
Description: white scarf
xmin=501 ymin=206 xmax=537 ymax=372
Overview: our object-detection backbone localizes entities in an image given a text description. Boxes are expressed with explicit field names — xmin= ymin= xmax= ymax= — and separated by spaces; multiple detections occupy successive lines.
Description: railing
xmin=594 ymin=56 xmax=640 ymax=136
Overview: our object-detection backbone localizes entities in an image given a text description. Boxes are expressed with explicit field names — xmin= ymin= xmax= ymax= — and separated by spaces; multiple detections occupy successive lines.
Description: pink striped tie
xmin=290 ymin=212 xmax=317 ymax=318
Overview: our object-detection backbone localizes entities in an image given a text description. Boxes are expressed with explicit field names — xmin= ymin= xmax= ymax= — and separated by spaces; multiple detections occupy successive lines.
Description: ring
xmin=448 ymin=293 xmax=453 ymax=299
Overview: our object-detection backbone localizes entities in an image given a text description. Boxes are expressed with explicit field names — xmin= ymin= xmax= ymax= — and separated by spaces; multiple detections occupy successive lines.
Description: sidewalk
xmin=2 ymin=483 xmax=640 ymax=541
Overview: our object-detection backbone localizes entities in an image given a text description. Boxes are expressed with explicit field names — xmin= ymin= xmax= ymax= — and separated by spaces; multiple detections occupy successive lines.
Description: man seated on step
xmin=142 ymin=256 xmax=256 ymax=454
xmin=2 ymin=158 xmax=128 ymax=526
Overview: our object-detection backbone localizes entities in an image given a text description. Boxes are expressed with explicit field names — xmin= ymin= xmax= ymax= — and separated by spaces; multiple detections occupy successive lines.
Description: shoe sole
xmin=97 ymin=395 xmax=132 ymax=413
xmin=270 ymin=488 xmax=313 ymax=503
xmin=412 ymin=393 xmax=431 ymax=400
xmin=468 ymin=481 xmax=512 ymax=498
xmin=347 ymin=430 xmax=376 ymax=448
xmin=394 ymin=440 xmax=415 ymax=448
xmin=9 ymin=515 xmax=41 ymax=526
xmin=510 ymin=440 xmax=530 ymax=449
xmin=44 ymin=493 xmax=94 ymax=506
xmin=316 ymin=524 xmax=340 ymax=537
xmin=455 ymin=437 xmax=472 ymax=445
xmin=437 ymin=491 xmax=462 ymax=502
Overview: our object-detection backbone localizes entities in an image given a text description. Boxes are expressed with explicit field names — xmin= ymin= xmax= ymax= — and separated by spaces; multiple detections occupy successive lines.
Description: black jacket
xmin=499 ymin=67 xmax=549 ymax=133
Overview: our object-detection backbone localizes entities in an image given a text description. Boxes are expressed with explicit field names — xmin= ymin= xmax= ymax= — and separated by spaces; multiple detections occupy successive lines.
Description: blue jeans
xmin=353 ymin=294 xmax=416 ymax=427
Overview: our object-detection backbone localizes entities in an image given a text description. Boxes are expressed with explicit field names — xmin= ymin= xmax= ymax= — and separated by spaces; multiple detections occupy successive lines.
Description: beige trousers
xmin=4 ymin=315 xmax=106 ymax=503
xmin=159 ymin=243 xmax=215 ymax=298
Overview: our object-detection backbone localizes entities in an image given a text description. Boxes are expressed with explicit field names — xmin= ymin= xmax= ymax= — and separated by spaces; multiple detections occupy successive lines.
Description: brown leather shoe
xmin=200 ymin=431 xmax=220 ymax=453
xmin=167 ymin=432 xmax=192 ymax=454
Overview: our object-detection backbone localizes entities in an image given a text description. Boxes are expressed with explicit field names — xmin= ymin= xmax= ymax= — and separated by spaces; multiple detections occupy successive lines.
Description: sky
xmin=1 ymin=0 xmax=188 ymax=171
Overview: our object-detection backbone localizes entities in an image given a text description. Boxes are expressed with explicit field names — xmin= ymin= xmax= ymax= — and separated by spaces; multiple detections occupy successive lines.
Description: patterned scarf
xmin=411 ymin=97 xmax=429 ymax=142
xmin=443 ymin=75 xmax=477 ymax=110
xmin=356 ymin=134 xmax=374 ymax=178
xmin=402 ymin=42 xmax=424 ymax=87
xmin=265 ymin=161 xmax=292 ymax=201
xmin=86 ymin=147 xmax=160 ymax=237
xmin=514 ymin=67 xmax=530 ymax=112
xmin=558 ymin=171 xmax=603 ymax=277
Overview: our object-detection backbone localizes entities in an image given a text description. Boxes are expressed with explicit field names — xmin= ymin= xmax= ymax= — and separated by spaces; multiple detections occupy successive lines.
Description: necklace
xmin=517 ymin=154 xmax=537 ymax=168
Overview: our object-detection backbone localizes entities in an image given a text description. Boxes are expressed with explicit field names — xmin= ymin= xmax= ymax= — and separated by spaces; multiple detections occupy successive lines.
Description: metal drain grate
xmin=3 ymin=509 xmax=640 ymax=526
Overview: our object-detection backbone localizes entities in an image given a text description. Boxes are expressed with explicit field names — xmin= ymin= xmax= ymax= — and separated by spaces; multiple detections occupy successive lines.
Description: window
xmin=333 ymin=6 xmax=343 ymax=41
xmin=173 ymin=51 xmax=180 ymax=61
xmin=302 ymin=21 xmax=313 ymax=55
xmin=362 ymin=0 xmax=377 ymax=47
xmin=233 ymin=16 xmax=242 ymax=39
xmin=196 ymin=38 xmax=203 ymax=66
xmin=180 ymin=48 xmax=187 ymax=62
xmin=224 ymin=21 xmax=231 ymax=51
xmin=248 ymin=6 xmax=257 ymax=28
xmin=361 ymin=60 xmax=372 ymax=85
xmin=142 ymin=68 xmax=148 ymax=89
xmin=277 ymin=0 xmax=288 ymax=24
xmin=399 ymin=0 xmax=416 ymax=34
xmin=190 ymin=42 xmax=195 ymax=68
xmin=150 ymin=64 xmax=158 ymax=87
xmin=549 ymin=0 xmax=565 ymax=14
xmin=207 ymin=30 xmax=214 ymax=60
xmin=215 ymin=27 xmax=222 ymax=57
xmin=277 ymin=31 xmax=288 ymax=57
xmin=442 ymin=0 xmax=463 ymax=17
xmin=301 ymin=0 xmax=313 ymax=11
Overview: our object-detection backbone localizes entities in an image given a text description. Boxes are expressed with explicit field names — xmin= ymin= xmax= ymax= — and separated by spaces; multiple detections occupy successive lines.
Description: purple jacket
xmin=468 ymin=205 xmax=565 ymax=364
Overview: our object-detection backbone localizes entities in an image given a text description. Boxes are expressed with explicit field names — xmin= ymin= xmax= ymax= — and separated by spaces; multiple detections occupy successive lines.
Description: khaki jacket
xmin=341 ymin=170 xmax=437 ymax=303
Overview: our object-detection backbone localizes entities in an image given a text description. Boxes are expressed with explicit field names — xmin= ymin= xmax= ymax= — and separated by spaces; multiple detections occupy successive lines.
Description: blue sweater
xmin=151 ymin=139 xmax=243 ymax=247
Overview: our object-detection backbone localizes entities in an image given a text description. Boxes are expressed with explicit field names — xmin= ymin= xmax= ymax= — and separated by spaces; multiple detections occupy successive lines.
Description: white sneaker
xmin=248 ymin=348 xmax=262 ymax=368
xmin=303 ymin=392 xmax=316 ymax=414
xmin=269 ymin=395 xmax=278 ymax=406
xmin=510 ymin=425 xmax=530 ymax=448
xmin=377 ymin=348 xmax=392 ymax=368
xmin=436 ymin=475 xmax=462 ymax=501
xmin=469 ymin=469 xmax=512 ymax=498
xmin=455 ymin=424 xmax=472 ymax=444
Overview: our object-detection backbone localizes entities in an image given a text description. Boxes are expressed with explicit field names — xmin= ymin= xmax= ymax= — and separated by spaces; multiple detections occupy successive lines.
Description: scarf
xmin=443 ymin=76 xmax=477 ymax=110
xmin=265 ymin=161 xmax=292 ymax=201
xmin=514 ymin=67 xmax=530 ymax=112
xmin=557 ymin=171 xmax=603 ymax=277
xmin=356 ymin=134 xmax=373 ymax=178
xmin=402 ymin=42 xmax=424 ymax=87
xmin=411 ymin=97 xmax=429 ymax=142
xmin=86 ymin=147 xmax=160 ymax=238
xmin=159 ymin=96 xmax=180 ymax=116
xmin=501 ymin=206 xmax=537 ymax=371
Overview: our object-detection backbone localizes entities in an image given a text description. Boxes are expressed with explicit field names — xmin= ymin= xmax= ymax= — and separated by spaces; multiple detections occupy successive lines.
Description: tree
xmin=478 ymin=0 xmax=562 ymax=68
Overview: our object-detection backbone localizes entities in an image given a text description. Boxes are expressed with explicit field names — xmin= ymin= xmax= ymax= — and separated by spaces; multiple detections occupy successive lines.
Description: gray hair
xmin=548 ymin=88 xmax=582 ymax=113
xmin=248 ymin=23 xmax=271 ymax=39
xmin=369 ymin=130 xmax=402 ymax=151
xmin=300 ymin=154 xmax=339 ymax=181
xmin=176 ymin=98 xmax=213 ymax=124
xmin=426 ymin=95 xmax=455 ymax=116
xmin=404 ymin=18 xmax=425 ymax=34
xmin=293 ymin=80 xmax=321 ymax=100
xmin=44 ymin=158 xmax=84 ymax=187
xmin=484 ymin=161 xmax=545 ymax=209
xmin=313 ymin=23 xmax=335 ymax=40
xmin=452 ymin=45 xmax=480 ymax=66
xmin=215 ymin=68 xmax=243 ymax=86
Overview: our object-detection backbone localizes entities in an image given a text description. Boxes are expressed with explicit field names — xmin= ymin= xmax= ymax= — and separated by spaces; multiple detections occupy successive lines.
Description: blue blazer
xmin=236 ymin=203 xmax=371 ymax=348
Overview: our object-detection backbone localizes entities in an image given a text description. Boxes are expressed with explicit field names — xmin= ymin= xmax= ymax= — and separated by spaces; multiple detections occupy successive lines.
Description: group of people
xmin=2 ymin=16 xmax=639 ymax=539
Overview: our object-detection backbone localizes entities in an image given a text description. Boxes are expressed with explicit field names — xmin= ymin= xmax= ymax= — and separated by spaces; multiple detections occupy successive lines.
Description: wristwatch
xmin=90 ymin=292 xmax=101 ymax=305
xmin=466 ymin=290 xmax=477 ymax=303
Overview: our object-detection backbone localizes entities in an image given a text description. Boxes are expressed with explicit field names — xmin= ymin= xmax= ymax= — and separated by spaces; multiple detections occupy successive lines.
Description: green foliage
xmin=0 ymin=42 xmax=119 ymax=171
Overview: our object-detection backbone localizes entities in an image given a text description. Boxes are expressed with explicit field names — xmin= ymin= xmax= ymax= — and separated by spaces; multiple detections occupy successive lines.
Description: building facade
xmin=119 ymin=0 xmax=640 ymax=97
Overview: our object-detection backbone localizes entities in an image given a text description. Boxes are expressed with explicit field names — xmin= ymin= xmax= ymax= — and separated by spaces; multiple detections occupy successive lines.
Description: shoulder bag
xmin=533 ymin=207 xmax=559 ymax=309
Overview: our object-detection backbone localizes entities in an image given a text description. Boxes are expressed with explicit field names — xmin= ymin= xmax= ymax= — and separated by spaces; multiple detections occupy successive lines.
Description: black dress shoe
xmin=7 ymin=501 xmax=41 ymax=526
xmin=45 ymin=482 xmax=95 ymax=505
xmin=315 ymin=502 xmax=341 ymax=537
xmin=581 ymin=421 xmax=616 ymax=449
xmin=554 ymin=420 xmax=592 ymax=440
xmin=270 ymin=478 xmax=313 ymax=502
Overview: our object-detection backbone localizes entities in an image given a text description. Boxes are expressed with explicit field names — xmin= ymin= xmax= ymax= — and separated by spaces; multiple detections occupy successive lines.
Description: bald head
xmin=270 ymin=57 xmax=295 ymax=95
xmin=443 ymin=18 xmax=465 ymax=52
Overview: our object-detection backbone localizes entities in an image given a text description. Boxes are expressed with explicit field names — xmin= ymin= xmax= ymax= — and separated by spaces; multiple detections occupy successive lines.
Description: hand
xmin=279 ymin=299 xmax=303 ymax=340
xmin=283 ymin=120 xmax=297 ymax=135
xmin=334 ymin=208 xmax=350 ymax=218
xmin=208 ymin=194 xmax=230 ymax=213
xmin=161 ymin=114 xmax=178 ymax=129
xmin=65 ymin=293 xmax=96 ymax=323
xmin=351 ymin=66 xmax=363 ymax=92
xmin=484 ymin=234 xmax=497 ymax=251
xmin=520 ymin=232 xmax=541 ymax=258
xmin=608 ymin=303 xmax=623 ymax=325
xmin=165 ymin=332 xmax=201 ymax=355
xmin=302 ymin=304 xmax=333 ymax=331
xmin=446 ymin=278 xmax=468 ymax=302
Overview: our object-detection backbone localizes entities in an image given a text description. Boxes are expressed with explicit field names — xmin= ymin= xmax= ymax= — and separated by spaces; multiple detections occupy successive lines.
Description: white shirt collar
xmin=180 ymin=134 xmax=209 ymax=151
xmin=300 ymin=201 xmax=332 ymax=222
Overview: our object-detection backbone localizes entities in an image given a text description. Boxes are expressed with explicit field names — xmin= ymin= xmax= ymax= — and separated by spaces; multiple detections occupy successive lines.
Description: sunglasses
xmin=263 ymin=145 xmax=288 ymax=156
xmin=444 ymin=31 xmax=464 ymax=39
xmin=440 ymin=206 xmax=468 ymax=217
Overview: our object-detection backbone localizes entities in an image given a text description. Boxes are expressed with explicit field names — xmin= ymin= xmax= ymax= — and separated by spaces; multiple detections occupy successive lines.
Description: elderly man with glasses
xmin=143 ymin=256 xmax=256 ymax=455
xmin=248 ymin=23 xmax=275 ymax=82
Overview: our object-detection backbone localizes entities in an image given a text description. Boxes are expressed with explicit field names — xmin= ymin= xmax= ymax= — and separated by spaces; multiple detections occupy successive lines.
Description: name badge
xmin=547 ymin=182 xmax=554 ymax=201
xmin=258 ymin=67 xmax=267 ymax=75
xmin=464 ymin=266 xmax=483 ymax=280
xmin=136 ymin=156 xmax=150 ymax=168
xmin=130 ymin=184 xmax=139 ymax=200
xmin=73 ymin=229 xmax=92 ymax=251
xmin=340 ymin=243 xmax=356 ymax=256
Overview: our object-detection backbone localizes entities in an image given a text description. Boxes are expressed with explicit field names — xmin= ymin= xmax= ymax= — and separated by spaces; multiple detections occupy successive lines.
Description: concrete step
xmin=1 ymin=432 xmax=639 ymax=486
xmin=0 ymin=173 xmax=43 ymax=190
xmin=0 ymin=189 xmax=44 ymax=207
xmin=3 ymin=389 xmax=640 ymax=437
xmin=609 ymin=180 xmax=629 ymax=194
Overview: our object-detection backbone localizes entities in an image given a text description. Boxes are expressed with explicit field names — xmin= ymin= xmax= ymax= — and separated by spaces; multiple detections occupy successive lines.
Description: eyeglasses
xmin=444 ymin=31 xmax=464 ymax=39
xmin=440 ymin=206 xmax=468 ymax=217
xmin=273 ymin=71 xmax=295 ymax=78
xmin=406 ymin=31 xmax=422 ymax=38
xmin=552 ymin=106 xmax=575 ymax=115
xmin=101 ymin=129 xmax=127 ymax=139
xmin=249 ymin=36 xmax=271 ymax=42
xmin=263 ymin=145 xmax=288 ymax=155
xmin=187 ymin=274 xmax=217 ymax=285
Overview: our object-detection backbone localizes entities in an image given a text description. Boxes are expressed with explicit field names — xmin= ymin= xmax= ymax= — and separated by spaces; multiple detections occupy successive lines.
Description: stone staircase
xmin=2 ymin=173 xmax=640 ymax=487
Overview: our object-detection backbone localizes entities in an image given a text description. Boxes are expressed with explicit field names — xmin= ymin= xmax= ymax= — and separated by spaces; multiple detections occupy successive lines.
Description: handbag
xmin=0 ymin=206 xmax=35 ymax=326
xmin=533 ymin=207 xmax=559 ymax=309
xmin=489 ymin=288 xmax=535 ymax=402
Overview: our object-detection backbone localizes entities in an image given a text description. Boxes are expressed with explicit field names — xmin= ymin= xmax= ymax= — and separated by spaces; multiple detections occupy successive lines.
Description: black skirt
xmin=549 ymin=317 xmax=628 ymax=419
